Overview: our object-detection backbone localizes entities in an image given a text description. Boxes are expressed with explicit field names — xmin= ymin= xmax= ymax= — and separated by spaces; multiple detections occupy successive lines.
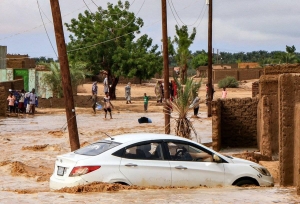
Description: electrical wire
xmin=36 ymin=0 xmax=57 ymax=57
xmin=170 ymin=0 xmax=205 ymax=27
xmin=196 ymin=6 xmax=208 ymax=29
xmin=167 ymin=0 xmax=181 ymax=26
xmin=83 ymin=0 xmax=93 ymax=13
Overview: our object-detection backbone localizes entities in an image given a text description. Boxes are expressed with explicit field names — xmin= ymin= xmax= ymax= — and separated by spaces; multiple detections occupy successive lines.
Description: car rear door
xmin=119 ymin=141 xmax=171 ymax=186
xmin=165 ymin=141 xmax=225 ymax=187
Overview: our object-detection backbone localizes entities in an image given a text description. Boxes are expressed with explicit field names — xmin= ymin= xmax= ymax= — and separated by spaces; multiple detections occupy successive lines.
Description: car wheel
xmin=234 ymin=179 xmax=258 ymax=187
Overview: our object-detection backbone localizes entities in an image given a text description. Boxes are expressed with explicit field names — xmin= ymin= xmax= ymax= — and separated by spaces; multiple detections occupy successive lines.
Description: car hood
xmin=230 ymin=157 xmax=258 ymax=165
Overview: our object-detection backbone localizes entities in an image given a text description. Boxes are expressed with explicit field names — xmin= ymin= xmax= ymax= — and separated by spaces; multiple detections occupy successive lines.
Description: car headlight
xmin=251 ymin=165 xmax=271 ymax=176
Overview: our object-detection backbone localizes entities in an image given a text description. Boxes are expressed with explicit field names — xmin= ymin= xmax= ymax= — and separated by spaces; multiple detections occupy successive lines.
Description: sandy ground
xmin=0 ymin=79 xmax=299 ymax=203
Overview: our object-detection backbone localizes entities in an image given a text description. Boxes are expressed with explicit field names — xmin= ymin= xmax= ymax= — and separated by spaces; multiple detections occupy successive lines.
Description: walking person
xmin=7 ymin=92 xmax=16 ymax=116
xmin=125 ymin=82 xmax=131 ymax=104
xmin=28 ymin=88 xmax=37 ymax=115
xmin=103 ymin=92 xmax=114 ymax=119
xmin=143 ymin=93 xmax=149 ymax=112
xmin=92 ymin=81 xmax=98 ymax=95
xmin=190 ymin=94 xmax=200 ymax=118
xmin=222 ymin=87 xmax=227 ymax=99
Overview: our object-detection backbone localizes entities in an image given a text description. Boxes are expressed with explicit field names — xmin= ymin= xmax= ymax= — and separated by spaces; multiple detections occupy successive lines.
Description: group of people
xmin=7 ymin=88 xmax=37 ymax=116
xmin=154 ymin=80 xmax=178 ymax=103
xmin=89 ymin=80 xmax=114 ymax=119
xmin=89 ymin=76 xmax=228 ymax=119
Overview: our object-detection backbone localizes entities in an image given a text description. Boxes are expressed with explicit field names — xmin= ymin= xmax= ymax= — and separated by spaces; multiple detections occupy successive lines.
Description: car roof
xmin=105 ymin=133 xmax=191 ymax=144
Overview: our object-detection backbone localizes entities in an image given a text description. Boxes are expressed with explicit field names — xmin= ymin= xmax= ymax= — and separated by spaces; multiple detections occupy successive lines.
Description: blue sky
xmin=0 ymin=0 xmax=300 ymax=59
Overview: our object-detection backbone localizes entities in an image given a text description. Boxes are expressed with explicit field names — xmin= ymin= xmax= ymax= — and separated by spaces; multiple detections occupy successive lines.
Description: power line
xmin=196 ymin=5 xmax=208 ymax=29
xmin=167 ymin=0 xmax=181 ymax=26
xmin=36 ymin=0 xmax=57 ymax=57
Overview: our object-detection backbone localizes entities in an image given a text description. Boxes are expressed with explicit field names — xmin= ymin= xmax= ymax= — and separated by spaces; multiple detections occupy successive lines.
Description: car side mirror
xmin=213 ymin=154 xmax=222 ymax=163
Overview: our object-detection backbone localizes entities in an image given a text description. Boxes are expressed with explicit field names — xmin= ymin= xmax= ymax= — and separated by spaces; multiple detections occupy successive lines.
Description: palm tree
xmin=166 ymin=77 xmax=201 ymax=140
xmin=42 ymin=61 xmax=91 ymax=98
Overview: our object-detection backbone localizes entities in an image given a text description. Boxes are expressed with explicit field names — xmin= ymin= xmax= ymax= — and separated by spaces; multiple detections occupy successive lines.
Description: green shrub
xmin=218 ymin=76 xmax=239 ymax=88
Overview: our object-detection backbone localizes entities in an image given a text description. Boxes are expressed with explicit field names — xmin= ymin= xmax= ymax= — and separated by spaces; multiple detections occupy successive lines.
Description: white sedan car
xmin=50 ymin=133 xmax=274 ymax=190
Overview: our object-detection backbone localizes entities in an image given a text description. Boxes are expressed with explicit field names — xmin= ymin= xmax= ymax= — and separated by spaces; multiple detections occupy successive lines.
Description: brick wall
xmin=212 ymin=97 xmax=258 ymax=150
xmin=278 ymin=74 xmax=300 ymax=190
xmin=212 ymin=69 xmax=263 ymax=83
xmin=264 ymin=63 xmax=300 ymax=75
xmin=0 ymin=86 xmax=5 ymax=116
xmin=252 ymin=81 xmax=259 ymax=97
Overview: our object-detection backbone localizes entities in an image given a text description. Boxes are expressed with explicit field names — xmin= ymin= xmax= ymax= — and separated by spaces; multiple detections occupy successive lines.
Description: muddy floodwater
xmin=0 ymin=110 xmax=299 ymax=203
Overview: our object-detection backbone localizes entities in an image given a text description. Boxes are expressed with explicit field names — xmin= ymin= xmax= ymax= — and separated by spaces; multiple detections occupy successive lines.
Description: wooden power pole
xmin=50 ymin=0 xmax=80 ymax=151
xmin=161 ymin=0 xmax=170 ymax=134
xmin=207 ymin=0 xmax=213 ymax=117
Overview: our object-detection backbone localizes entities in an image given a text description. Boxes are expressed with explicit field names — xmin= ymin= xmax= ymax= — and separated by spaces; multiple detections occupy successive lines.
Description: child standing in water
xmin=144 ymin=93 xmax=149 ymax=112
xmin=103 ymin=92 xmax=114 ymax=119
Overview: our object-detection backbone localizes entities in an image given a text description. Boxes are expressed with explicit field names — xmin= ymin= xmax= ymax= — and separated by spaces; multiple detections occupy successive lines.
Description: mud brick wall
xmin=252 ymin=81 xmax=259 ymax=97
xmin=212 ymin=98 xmax=258 ymax=149
xmin=213 ymin=69 xmax=263 ymax=83
xmin=212 ymin=100 xmax=221 ymax=151
xmin=295 ymin=103 xmax=300 ymax=195
xmin=213 ymin=70 xmax=238 ymax=82
xmin=257 ymin=75 xmax=279 ymax=154
xmin=264 ymin=63 xmax=300 ymax=75
xmin=278 ymin=74 xmax=300 ymax=189
xmin=0 ymin=86 xmax=6 ymax=116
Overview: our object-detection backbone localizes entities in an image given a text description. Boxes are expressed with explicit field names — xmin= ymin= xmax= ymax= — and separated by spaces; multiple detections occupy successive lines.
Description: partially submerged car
xmin=50 ymin=133 xmax=274 ymax=190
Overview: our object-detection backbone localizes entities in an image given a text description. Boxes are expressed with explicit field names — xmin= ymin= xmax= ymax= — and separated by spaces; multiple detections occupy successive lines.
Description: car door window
xmin=167 ymin=142 xmax=213 ymax=162
xmin=123 ymin=142 xmax=164 ymax=160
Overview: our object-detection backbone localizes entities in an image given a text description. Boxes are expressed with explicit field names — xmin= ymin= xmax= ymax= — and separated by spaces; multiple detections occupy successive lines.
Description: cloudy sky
xmin=0 ymin=0 xmax=300 ymax=59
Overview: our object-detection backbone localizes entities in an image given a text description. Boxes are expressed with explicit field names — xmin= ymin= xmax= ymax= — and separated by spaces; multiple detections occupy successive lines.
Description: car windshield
xmin=74 ymin=140 xmax=121 ymax=156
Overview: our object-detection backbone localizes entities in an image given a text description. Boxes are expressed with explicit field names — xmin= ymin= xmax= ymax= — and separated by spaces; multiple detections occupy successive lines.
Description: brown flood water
xmin=0 ymin=112 xmax=299 ymax=203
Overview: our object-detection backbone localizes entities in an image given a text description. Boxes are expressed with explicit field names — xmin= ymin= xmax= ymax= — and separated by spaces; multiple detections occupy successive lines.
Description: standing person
xmin=7 ymin=92 xmax=16 ymax=115
xmin=143 ymin=93 xmax=149 ymax=112
xmin=103 ymin=75 xmax=109 ymax=94
xmin=29 ymin=88 xmax=37 ymax=115
xmin=92 ymin=81 xmax=98 ymax=95
xmin=160 ymin=82 xmax=164 ymax=103
xmin=18 ymin=89 xmax=26 ymax=114
xmin=190 ymin=94 xmax=200 ymax=118
xmin=103 ymin=92 xmax=114 ymax=119
xmin=222 ymin=87 xmax=227 ymax=99
xmin=125 ymin=82 xmax=131 ymax=104
xmin=87 ymin=93 xmax=98 ymax=114
xmin=154 ymin=81 xmax=162 ymax=103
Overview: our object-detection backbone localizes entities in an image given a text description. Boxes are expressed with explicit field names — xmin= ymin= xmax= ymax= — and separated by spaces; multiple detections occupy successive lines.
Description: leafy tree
xmin=113 ymin=34 xmax=162 ymax=84
xmin=34 ymin=57 xmax=56 ymax=63
xmin=65 ymin=1 xmax=161 ymax=99
xmin=173 ymin=25 xmax=196 ymax=83
xmin=191 ymin=50 xmax=208 ymax=69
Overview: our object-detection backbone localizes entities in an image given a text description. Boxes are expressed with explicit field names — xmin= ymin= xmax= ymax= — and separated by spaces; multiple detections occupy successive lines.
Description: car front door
xmin=119 ymin=141 xmax=171 ymax=187
xmin=166 ymin=141 xmax=225 ymax=187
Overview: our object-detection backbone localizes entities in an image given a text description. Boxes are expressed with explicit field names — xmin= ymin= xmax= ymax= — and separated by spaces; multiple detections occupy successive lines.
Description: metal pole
xmin=50 ymin=0 xmax=80 ymax=151
xmin=207 ymin=0 xmax=213 ymax=117
xmin=161 ymin=0 xmax=170 ymax=134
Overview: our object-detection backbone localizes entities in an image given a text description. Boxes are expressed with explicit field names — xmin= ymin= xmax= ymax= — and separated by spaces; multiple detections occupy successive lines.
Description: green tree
xmin=65 ymin=1 xmax=161 ymax=99
xmin=113 ymin=34 xmax=162 ymax=84
xmin=190 ymin=50 xmax=208 ymax=69
xmin=42 ymin=61 xmax=90 ymax=98
xmin=167 ymin=77 xmax=199 ymax=139
xmin=173 ymin=25 xmax=196 ymax=83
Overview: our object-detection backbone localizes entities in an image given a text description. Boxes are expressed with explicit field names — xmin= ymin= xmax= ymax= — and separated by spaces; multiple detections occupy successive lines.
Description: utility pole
xmin=161 ymin=0 xmax=170 ymax=134
xmin=207 ymin=0 xmax=213 ymax=117
xmin=50 ymin=0 xmax=80 ymax=151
